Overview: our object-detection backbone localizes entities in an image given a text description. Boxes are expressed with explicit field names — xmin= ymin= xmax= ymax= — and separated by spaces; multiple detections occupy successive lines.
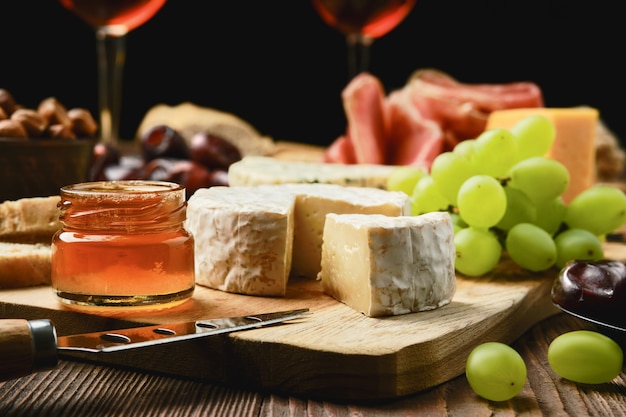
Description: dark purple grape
xmin=140 ymin=125 xmax=190 ymax=162
xmin=552 ymin=260 xmax=626 ymax=326
xmin=89 ymin=143 xmax=121 ymax=181
xmin=189 ymin=132 xmax=241 ymax=170
xmin=143 ymin=158 xmax=226 ymax=198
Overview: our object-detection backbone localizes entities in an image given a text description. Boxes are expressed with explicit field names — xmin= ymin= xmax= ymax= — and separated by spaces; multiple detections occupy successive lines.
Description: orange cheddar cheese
xmin=486 ymin=107 xmax=598 ymax=204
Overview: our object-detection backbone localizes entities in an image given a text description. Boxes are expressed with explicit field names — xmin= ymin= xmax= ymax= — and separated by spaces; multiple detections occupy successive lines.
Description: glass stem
xmin=95 ymin=29 xmax=126 ymax=147
xmin=346 ymin=33 xmax=373 ymax=80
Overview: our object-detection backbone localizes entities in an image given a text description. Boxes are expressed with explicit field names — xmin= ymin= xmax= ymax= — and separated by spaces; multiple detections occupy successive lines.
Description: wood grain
xmin=4 ymin=244 xmax=624 ymax=401
xmin=1 ymin=313 xmax=625 ymax=416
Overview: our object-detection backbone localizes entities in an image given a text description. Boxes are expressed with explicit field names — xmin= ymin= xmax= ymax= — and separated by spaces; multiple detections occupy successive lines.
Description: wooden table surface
xmin=1 ymin=313 xmax=625 ymax=417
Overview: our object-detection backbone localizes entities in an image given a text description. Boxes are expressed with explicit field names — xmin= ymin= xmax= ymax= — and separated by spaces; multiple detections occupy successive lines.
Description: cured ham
xmin=406 ymin=69 xmax=544 ymax=146
xmin=340 ymin=73 xmax=388 ymax=165
xmin=323 ymin=69 xmax=544 ymax=170
xmin=385 ymin=88 xmax=442 ymax=169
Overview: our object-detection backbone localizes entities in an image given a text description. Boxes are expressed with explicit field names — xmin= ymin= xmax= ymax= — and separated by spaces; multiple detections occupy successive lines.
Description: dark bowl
xmin=0 ymin=137 xmax=97 ymax=201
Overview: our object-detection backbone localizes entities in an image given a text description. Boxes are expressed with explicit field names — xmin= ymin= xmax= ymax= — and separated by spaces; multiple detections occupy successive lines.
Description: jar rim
xmin=61 ymin=180 xmax=184 ymax=197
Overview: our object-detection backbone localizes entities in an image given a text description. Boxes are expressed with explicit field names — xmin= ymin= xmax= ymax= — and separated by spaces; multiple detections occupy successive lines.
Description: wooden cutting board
xmin=2 ymin=242 xmax=625 ymax=401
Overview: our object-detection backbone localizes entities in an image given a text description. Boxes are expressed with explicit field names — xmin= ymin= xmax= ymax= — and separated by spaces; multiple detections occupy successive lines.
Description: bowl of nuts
xmin=0 ymin=89 xmax=99 ymax=201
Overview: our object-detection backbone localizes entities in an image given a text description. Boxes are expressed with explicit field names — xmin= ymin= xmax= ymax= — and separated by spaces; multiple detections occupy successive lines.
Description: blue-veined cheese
xmin=228 ymin=156 xmax=397 ymax=189
xmin=319 ymin=212 xmax=456 ymax=317
xmin=185 ymin=184 xmax=411 ymax=296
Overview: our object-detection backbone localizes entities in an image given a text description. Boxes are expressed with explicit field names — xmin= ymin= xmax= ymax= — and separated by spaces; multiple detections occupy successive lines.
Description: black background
xmin=1 ymin=1 xmax=623 ymax=147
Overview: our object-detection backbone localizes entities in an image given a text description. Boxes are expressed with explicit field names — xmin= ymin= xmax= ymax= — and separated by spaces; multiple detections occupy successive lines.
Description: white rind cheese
xmin=228 ymin=156 xmax=398 ymax=189
xmin=185 ymin=184 xmax=411 ymax=296
xmin=282 ymin=183 xmax=411 ymax=278
xmin=186 ymin=186 xmax=295 ymax=296
xmin=319 ymin=212 xmax=456 ymax=317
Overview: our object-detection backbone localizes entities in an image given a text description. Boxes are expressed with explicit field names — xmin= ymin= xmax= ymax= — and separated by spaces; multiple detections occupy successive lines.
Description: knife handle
xmin=0 ymin=319 xmax=58 ymax=382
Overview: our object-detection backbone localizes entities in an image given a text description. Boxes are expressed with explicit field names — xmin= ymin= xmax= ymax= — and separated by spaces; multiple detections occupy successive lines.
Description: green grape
xmin=472 ymin=128 xmax=517 ymax=178
xmin=430 ymin=152 xmax=478 ymax=206
xmin=450 ymin=213 xmax=467 ymax=234
xmin=496 ymin=186 xmax=536 ymax=232
xmin=465 ymin=342 xmax=527 ymax=402
xmin=533 ymin=196 xmax=566 ymax=236
xmin=411 ymin=175 xmax=450 ymax=215
xmin=454 ymin=227 xmax=501 ymax=276
xmin=453 ymin=139 xmax=476 ymax=163
xmin=386 ymin=166 xmax=427 ymax=196
xmin=564 ymin=185 xmax=626 ymax=236
xmin=505 ymin=223 xmax=556 ymax=272
xmin=457 ymin=175 xmax=507 ymax=229
xmin=508 ymin=157 xmax=569 ymax=204
xmin=450 ymin=212 xmax=468 ymax=228
xmin=510 ymin=115 xmax=556 ymax=161
xmin=554 ymin=228 xmax=604 ymax=269
xmin=548 ymin=330 xmax=623 ymax=384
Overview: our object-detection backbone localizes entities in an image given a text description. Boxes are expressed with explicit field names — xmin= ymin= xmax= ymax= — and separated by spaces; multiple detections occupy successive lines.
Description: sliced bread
xmin=0 ymin=195 xmax=61 ymax=243
xmin=0 ymin=242 xmax=52 ymax=288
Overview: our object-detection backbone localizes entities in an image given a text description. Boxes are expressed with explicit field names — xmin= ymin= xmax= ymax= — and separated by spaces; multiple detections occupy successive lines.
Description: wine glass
xmin=311 ymin=0 xmax=416 ymax=80
xmin=58 ymin=0 xmax=168 ymax=147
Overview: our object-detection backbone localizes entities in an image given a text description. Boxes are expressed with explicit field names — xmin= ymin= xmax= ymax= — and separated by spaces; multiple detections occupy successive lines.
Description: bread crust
xmin=0 ymin=242 xmax=51 ymax=288
xmin=0 ymin=196 xmax=59 ymax=288
xmin=0 ymin=195 xmax=61 ymax=243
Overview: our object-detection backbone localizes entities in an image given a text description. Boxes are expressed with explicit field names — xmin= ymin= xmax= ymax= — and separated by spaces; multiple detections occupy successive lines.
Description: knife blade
xmin=0 ymin=308 xmax=310 ymax=382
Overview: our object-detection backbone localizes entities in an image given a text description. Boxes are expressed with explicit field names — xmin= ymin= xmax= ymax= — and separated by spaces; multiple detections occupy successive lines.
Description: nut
xmin=11 ymin=108 xmax=47 ymax=137
xmin=38 ymin=97 xmax=72 ymax=129
xmin=47 ymin=123 xmax=77 ymax=140
xmin=0 ymin=89 xmax=17 ymax=116
xmin=0 ymin=119 xmax=28 ymax=138
xmin=68 ymin=107 xmax=98 ymax=137
xmin=0 ymin=89 xmax=98 ymax=141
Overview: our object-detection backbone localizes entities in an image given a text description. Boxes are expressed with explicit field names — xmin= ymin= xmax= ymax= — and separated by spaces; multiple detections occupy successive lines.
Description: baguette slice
xmin=0 ymin=242 xmax=51 ymax=288
xmin=0 ymin=196 xmax=61 ymax=243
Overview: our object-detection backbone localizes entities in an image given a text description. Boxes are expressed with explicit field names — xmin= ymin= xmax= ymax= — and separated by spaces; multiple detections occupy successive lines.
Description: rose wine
xmin=311 ymin=0 xmax=416 ymax=39
xmin=59 ymin=0 xmax=167 ymax=32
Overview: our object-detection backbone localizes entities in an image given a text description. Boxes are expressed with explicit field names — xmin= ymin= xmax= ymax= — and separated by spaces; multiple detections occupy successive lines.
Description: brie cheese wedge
xmin=318 ymin=212 xmax=456 ymax=317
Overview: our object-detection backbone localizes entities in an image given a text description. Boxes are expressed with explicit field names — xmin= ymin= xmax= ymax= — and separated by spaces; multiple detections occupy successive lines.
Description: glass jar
xmin=51 ymin=180 xmax=195 ymax=310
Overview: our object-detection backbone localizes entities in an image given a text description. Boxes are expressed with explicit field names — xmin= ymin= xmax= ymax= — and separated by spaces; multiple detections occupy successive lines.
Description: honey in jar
xmin=51 ymin=180 xmax=195 ymax=310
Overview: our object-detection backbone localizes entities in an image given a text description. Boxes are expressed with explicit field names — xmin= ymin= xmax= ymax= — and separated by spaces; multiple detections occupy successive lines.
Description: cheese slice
xmin=319 ymin=212 xmax=456 ymax=317
xmin=486 ymin=107 xmax=599 ymax=203
xmin=282 ymin=183 xmax=412 ymax=278
xmin=185 ymin=184 xmax=411 ymax=296
xmin=185 ymin=186 xmax=295 ymax=296
xmin=228 ymin=156 xmax=397 ymax=189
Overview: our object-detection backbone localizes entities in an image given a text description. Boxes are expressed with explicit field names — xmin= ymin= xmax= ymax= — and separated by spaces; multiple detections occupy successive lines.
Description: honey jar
xmin=51 ymin=180 xmax=195 ymax=310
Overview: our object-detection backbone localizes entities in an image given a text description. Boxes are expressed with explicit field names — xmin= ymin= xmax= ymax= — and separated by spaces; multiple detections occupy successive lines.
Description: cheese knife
xmin=0 ymin=308 xmax=310 ymax=382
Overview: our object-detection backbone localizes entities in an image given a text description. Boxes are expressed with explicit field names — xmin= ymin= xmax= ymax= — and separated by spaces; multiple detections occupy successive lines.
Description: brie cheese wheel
xmin=319 ymin=212 xmax=456 ymax=317
xmin=186 ymin=184 xmax=411 ymax=296
xmin=228 ymin=156 xmax=397 ymax=189
xmin=186 ymin=186 xmax=295 ymax=296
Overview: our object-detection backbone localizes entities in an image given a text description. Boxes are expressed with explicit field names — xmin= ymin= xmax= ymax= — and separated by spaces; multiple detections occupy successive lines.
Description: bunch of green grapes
xmin=387 ymin=115 xmax=626 ymax=276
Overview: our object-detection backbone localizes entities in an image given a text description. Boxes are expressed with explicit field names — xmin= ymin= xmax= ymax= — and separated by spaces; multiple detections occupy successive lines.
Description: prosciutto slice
xmin=340 ymin=73 xmax=388 ymax=165
xmin=406 ymin=69 xmax=544 ymax=146
xmin=385 ymin=88 xmax=443 ymax=169
xmin=323 ymin=69 xmax=544 ymax=170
